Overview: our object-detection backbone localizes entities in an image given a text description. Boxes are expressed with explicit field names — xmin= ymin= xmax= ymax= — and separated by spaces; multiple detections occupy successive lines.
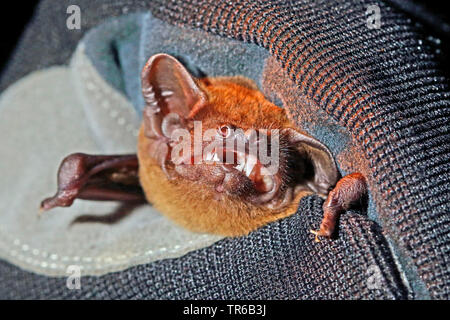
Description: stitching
xmin=76 ymin=44 xmax=140 ymax=138
xmin=0 ymin=227 xmax=211 ymax=272
xmin=0 ymin=44 xmax=216 ymax=273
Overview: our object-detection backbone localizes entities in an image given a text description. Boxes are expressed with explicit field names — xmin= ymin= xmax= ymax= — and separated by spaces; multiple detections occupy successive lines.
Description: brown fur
xmin=138 ymin=77 xmax=311 ymax=236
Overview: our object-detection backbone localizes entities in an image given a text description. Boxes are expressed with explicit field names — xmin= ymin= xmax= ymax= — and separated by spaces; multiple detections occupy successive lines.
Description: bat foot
xmin=310 ymin=228 xmax=332 ymax=242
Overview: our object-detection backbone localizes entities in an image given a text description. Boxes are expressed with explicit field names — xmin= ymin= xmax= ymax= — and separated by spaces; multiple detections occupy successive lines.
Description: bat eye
xmin=217 ymin=125 xmax=234 ymax=138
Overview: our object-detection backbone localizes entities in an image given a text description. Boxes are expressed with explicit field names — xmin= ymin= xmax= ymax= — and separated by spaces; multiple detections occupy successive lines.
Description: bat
xmin=40 ymin=53 xmax=368 ymax=241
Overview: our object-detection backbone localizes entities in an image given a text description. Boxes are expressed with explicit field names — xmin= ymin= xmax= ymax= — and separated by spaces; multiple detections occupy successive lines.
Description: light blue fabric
xmin=83 ymin=13 xmax=143 ymax=110
xmin=82 ymin=13 xmax=269 ymax=115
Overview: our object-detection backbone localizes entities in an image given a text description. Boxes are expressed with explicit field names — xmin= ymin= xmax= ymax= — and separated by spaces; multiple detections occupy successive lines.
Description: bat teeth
xmin=261 ymin=168 xmax=275 ymax=192
xmin=161 ymin=90 xmax=174 ymax=97
xmin=204 ymin=149 xmax=261 ymax=179
xmin=234 ymin=161 xmax=245 ymax=172
xmin=244 ymin=155 xmax=257 ymax=177
xmin=263 ymin=176 xmax=273 ymax=192
xmin=205 ymin=151 xmax=220 ymax=162
xmin=205 ymin=152 xmax=214 ymax=161
xmin=212 ymin=153 xmax=221 ymax=162
xmin=234 ymin=152 xmax=246 ymax=172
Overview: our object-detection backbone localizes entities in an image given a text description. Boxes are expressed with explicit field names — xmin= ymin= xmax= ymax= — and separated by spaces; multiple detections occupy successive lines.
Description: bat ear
xmin=141 ymin=53 xmax=207 ymax=120
xmin=282 ymin=128 xmax=340 ymax=195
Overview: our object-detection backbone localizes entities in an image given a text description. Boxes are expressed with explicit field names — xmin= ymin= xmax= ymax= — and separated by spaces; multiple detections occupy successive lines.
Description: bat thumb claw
xmin=309 ymin=229 xmax=321 ymax=242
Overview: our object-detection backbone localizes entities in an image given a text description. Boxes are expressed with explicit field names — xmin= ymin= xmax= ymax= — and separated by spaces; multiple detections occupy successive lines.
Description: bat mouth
xmin=173 ymin=146 xmax=281 ymax=203
xmin=205 ymin=148 xmax=280 ymax=195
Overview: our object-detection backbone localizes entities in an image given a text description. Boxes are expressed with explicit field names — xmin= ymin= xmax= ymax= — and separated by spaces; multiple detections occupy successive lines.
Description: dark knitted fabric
xmin=0 ymin=0 xmax=449 ymax=299
xmin=0 ymin=1 xmax=150 ymax=92
xmin=142 ymin=0 xmax=450 ymax=299
xmin=0 ymin=196 xmax=407 ymax=300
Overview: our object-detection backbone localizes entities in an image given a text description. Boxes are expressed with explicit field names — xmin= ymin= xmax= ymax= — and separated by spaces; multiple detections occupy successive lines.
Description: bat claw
xmin=38 ymin=206 xmax=44 ymax=219
xmin=310 ymin=228 xmax=331 ymax=242
xmin=310 ymin=229 xmax=321 ymax=242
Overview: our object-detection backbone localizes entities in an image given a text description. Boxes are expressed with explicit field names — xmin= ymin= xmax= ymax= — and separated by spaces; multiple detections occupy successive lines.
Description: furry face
xmin=137 ymin=54 xmax=338 ymax=235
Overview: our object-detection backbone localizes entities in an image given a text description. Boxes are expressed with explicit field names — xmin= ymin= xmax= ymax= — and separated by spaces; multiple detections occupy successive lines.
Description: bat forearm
xmin=40 ymin=153 xmax=145 ymax=211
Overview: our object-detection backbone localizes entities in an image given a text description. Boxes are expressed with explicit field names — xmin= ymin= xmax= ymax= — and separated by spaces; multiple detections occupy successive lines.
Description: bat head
xmin=138 ymin=54 xmax=338 ymax=236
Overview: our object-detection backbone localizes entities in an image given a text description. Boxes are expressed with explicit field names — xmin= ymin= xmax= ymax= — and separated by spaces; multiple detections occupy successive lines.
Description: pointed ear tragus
xmin=141 ymin=53 xmax=207 ymax=120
